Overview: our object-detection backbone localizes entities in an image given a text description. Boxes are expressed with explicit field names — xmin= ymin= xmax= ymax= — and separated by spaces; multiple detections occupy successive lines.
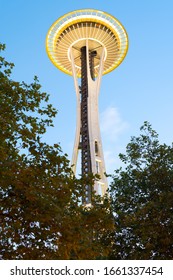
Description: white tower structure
xmin=46 ymin=9 xmax=128 ymax=204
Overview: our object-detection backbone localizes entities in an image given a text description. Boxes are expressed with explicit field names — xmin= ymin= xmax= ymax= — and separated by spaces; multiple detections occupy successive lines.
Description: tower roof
xmin=46 ymin=9 xmax=128 ymax=77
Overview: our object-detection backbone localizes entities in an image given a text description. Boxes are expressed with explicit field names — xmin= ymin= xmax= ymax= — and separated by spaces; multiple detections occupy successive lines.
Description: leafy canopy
xmin=109 ymin=122 xmax=173 ymax=259
xmin=0 ymin=44 xmax=114 ymax=260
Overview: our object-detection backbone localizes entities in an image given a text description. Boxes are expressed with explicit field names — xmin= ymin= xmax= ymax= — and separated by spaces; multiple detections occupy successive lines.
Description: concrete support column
xmin=70 ymin=43 xmax=108 ymax=204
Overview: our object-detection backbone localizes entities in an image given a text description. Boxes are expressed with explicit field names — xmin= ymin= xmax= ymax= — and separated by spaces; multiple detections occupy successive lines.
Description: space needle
xmin=46 ymin=9 xmax=128 ymax=204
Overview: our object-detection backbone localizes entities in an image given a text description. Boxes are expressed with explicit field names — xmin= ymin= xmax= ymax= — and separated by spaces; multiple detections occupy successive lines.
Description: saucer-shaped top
xmin=46 ymin=9 xmax=128 ymax=77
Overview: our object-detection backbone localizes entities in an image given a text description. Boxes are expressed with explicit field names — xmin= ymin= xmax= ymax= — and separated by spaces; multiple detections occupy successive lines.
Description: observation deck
xmin=46 ymin=9 xmax=128 ymax=77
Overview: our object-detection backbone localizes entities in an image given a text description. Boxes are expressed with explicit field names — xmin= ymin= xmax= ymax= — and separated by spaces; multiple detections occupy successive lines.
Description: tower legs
xmin=70 ymin=41 xmax=108 ymax=204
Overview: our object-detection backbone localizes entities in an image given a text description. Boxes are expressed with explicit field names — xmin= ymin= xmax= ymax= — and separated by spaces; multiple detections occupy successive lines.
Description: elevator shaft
xmin=80 ymin=46 xmax=97 ymax=203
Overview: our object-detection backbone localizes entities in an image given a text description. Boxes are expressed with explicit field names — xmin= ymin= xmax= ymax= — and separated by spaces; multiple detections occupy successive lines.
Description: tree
xmin=109 ymin=122 xmax=173 ymax=259
xmin=0 ymin=44 xmax=114 ymax=259
xmin=57 ymin=188 xmax=114 ymax=260
xmin=0 ymin=43 xmax=73 ymax=259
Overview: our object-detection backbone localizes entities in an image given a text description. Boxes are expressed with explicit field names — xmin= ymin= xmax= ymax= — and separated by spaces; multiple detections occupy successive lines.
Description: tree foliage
xmin=109 ymin=122 xmax=173 ymax=259
xmin=0 ymin=44 xmax=114 ymax=260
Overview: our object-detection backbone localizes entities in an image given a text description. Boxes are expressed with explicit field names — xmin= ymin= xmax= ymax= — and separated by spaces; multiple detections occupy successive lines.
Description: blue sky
xmin=1 ymin=0 xmax=173 ymax=177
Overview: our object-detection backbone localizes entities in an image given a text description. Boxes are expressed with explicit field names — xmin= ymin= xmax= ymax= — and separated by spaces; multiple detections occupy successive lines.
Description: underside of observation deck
xmin=46 ymin=9 xmax=128 ymax=77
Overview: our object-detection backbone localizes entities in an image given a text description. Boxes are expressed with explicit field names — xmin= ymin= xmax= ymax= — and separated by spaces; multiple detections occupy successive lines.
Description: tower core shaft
xmin=80 ymin=47 xmax=92 ymax=175
xmin=71 ymin=41 xmax=107 ymax=204
xmin=80 ymin=46 xmax=92 ymax=202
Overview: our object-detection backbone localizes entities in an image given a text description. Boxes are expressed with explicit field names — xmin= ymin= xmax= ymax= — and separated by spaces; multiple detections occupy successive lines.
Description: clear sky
xmin=1 ymin=0 xmax=173 ymax=177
